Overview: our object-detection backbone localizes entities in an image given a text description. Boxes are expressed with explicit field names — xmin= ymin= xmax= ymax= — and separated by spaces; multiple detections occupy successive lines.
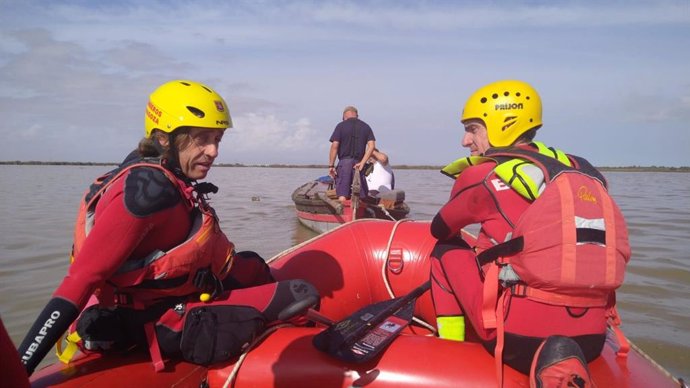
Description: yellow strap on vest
xmin=493 ymin=158 xmax=544 ymax=200
xmin=440 ymin=156 xmax=492 ymax=179
xmin=533 ymin=141 xmax=571 ymax=166
xmin=441 ymin=143 xmax=574 ymax=203
xmin=493 ymin=142 xmax=573 ymax=201
xmin=56 ymin=331 xmax=82 ymax=364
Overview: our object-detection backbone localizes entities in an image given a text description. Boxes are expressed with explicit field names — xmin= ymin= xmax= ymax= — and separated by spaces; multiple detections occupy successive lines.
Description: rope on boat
xmin=625 ymin=336 xmax=687 ymax=387
xmin=379 ymin=205 xmax=395 ymax=220
xmin=366 ymin=201 xmax=396 ymax=221
xmin=380 ymin=218 xmax=437 ymax=334
xmin=222 ymin=323 xmax=293 ymax=388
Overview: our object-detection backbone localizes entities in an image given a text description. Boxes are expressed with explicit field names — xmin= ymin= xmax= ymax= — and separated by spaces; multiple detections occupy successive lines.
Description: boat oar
xmin=312 ymin=281 xmax=431 ymax=363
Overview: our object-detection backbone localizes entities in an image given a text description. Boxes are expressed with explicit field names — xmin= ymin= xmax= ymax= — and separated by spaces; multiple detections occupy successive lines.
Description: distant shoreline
xmin=1 ymin=160 xmax=688 ymax=172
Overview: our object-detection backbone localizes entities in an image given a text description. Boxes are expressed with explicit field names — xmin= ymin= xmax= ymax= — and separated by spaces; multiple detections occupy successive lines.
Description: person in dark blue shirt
xmin=328 ymin=106 xmax=376 ymax=202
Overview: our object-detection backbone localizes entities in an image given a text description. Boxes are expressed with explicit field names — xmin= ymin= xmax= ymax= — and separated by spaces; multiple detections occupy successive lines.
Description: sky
xmin=1 ymin=0 xmax=689 ymax=167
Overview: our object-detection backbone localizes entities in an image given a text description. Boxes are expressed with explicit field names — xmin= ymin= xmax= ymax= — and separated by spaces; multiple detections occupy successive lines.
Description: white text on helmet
xmin=495 ymin=103 xmax=523 ymax=111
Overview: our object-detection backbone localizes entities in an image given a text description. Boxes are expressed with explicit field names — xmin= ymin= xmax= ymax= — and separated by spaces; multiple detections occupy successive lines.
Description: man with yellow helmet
xmin=18 ymin=80 xmax=318 ymax=374
xmin=461 ymin=79 xmax=543 ymax=149
xmin=429 ymin=80 xmax=629 ymax=387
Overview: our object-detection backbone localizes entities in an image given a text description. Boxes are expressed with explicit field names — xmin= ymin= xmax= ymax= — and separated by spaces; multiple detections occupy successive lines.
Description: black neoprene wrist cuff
xmin=17 ymin=298 xmax=79 ymax=375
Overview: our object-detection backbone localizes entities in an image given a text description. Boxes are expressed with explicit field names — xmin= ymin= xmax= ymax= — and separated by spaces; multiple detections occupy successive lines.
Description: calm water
xmin=1 ymin=165 xmax=688 ymax=379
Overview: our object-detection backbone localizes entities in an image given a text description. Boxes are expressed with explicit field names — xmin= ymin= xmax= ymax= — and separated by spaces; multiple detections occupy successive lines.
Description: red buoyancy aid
xmin=473 ymin=147 xmax=632 ymax=386
xmin=477 ymin=148 xmax=631 ymax=308
xmin=72 ymin=160 xmax=236 ymax=306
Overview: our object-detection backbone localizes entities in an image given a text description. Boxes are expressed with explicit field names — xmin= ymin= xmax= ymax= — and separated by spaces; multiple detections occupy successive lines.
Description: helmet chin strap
xmin=153 ymin=131 xmax=218 ymax=198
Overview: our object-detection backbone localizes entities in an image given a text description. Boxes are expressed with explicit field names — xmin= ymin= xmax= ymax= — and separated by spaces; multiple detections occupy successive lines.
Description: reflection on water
xmin=0 ymin=166 xmax=688 ymax=378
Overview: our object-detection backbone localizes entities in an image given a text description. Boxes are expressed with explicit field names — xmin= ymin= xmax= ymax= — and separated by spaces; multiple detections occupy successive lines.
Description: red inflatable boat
xmin=30 ymin=219 xmax=683 ymax=388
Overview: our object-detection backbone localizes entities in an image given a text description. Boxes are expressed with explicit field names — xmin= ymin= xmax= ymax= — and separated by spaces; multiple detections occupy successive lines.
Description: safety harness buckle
xmin=114 ymin=293 xmax=133 ymax=306
xmin=510 ymin=283 xmax=528 ymax=297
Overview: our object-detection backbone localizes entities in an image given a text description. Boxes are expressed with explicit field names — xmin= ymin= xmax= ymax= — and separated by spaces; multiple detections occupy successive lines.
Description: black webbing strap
xmin=477 ymin=228 xmax=606 ymax=267
xmin=349 ymin=119 xmax=360 ymax=159
xmin=476 ymin=237 xmax=524 ymax=266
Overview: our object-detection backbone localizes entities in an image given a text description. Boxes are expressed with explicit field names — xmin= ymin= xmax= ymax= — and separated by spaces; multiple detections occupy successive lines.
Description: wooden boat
xmin=291 ymin=175 xmax=410 ymax=234
xmin=29 ymin=219 xmax=684 ymax=387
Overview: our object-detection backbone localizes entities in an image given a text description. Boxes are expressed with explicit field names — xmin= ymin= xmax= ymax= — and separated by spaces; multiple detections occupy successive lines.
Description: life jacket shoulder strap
xmin=84 ymin=160 xmax=194 ymax=210
xmin=485 ymin=146 xmax=607 ymax=188
xmin=485 ymin=147 xmax=571 ymax=183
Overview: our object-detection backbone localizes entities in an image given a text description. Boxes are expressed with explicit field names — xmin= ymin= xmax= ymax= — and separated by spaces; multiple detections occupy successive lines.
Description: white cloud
xmin=224 ymin=113 xmax=326 ymax=163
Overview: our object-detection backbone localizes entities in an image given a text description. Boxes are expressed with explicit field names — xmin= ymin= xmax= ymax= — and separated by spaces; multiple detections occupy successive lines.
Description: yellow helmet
xmin=144 ymin=80 xmax=232 ymax=138
xmin=461 ymin=80 xmax=542 ymax=147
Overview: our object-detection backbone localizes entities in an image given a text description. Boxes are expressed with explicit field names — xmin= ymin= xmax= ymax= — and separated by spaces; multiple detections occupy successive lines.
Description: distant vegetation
xmin=1 ymin=160 xmax=688 ymax=172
